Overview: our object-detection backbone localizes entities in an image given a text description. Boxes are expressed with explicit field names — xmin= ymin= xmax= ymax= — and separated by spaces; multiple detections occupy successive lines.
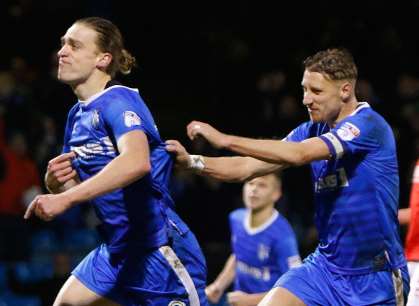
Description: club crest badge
xmin=91 ymin=110 xmax=100 ymax=129
xmin=258 ymin=244 xmax=270 ymax=261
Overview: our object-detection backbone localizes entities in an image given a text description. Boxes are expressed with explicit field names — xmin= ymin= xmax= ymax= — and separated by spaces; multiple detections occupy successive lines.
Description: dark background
xmin=0 ymin=1 xmax=419 ymax=305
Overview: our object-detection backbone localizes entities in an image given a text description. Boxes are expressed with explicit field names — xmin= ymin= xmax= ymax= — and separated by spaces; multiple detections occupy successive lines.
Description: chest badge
xmin=91 ymin=110 xmax=100 ymax=129
xmin=258 ymin=243 xmax=270 ymax=261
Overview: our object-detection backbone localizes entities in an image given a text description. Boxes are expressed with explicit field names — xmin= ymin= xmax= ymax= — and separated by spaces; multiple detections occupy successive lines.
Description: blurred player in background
xmin=25 ymin=17 xmax=207 ymax=306
xmin=206 ymin=173 xmax=301 ymax=306
xmin=399 ymin=159 xmax=419 ymax=306
xmin=167 ymin=48 xmax=409 ymax=305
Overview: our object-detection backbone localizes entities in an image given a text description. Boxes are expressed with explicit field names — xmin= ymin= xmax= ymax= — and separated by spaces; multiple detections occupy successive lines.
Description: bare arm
xmin=187 ymin=121 xmax=331 ymax=166
xmin=202 ymin=156 xmax=284 ymax=182
xmin=225 ymin=135 xmax=330 ymax=166
xmin=25 ymin=130 xmax=150 ymax=220
xmin=206 ymin=254 xmax=236 ymax=303
xmin=166 ymin=140 xmax=284 ymax=182
xmin=63 ymin=130 xmax=150 ymax=204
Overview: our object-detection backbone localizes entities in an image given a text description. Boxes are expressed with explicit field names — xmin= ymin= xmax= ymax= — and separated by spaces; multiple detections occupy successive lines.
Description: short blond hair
xmin=303 ymin=48 xmax=357 ymax=81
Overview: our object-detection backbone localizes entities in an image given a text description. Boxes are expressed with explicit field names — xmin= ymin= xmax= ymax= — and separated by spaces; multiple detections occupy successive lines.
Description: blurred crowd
xmin=1 ymin=1 xmax=419 ymax=305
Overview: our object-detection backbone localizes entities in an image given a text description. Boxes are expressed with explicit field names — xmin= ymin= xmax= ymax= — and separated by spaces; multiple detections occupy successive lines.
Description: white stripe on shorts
xmin=322 ymin=132 xmax=344 ymax=159
xmin=159 ymin=245 xmax=200 ymax=306
xmin=392 ymin=268 xmax=404 ymax=306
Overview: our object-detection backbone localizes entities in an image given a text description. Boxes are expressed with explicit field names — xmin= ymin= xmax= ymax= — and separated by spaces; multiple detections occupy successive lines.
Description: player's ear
xmin=272 ymin=189 xmax=281 ymax=202
xmin=340 ymin=81 xmax=353 ymax=102
xmin=97 ymin=53 xmax=112 ymax=70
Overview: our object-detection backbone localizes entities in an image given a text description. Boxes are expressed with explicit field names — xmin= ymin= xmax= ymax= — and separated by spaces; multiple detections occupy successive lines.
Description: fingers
xmin=24 ymin=196 xmax=38 ymax=219
xmin=165 ymin=140 xmax=184 ymax=153
xmin=24 ymin=196 xmax=47 ymax=220
xmin=187 ymin=121 xmax=204 ymax=140
xmin=48 ymin=152 xmax=76 ymax=168
xmin=165 ymin=139 xmax=181 ymax=147
xmin=57 ymin=169 xmax=77 ymax=183
xmin=47 ymin=153 xmax=77 ymax=187
xmin=48 ymin=160 xmax=73 ymax=172
xmin=205 ymin=286 xmax=220 ymax=304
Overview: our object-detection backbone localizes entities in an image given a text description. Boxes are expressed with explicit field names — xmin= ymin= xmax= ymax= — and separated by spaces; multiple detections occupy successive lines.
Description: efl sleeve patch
xmin=336 ymin=122 xmax=360 ymax=141
xmin=123 ymin=111 xmax=141 ymax=127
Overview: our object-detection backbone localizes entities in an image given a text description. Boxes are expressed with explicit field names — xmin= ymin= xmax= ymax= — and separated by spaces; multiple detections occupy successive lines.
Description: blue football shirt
xmin=230 ymin=208 xmax=301 ymax=293
xmin=285 ymin=102 xmax=406 ymax=274
xmin=63 ymin=85 xmax=177 ymax=254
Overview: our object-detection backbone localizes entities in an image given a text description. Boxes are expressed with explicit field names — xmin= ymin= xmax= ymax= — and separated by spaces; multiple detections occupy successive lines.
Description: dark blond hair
xmin=303 ymin=48 xmax=357 ymax=81
xmin=76 ymin=17 xmax=136 ymax=77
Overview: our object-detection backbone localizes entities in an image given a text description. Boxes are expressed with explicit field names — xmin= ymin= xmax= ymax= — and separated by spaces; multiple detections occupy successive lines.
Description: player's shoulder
xmin=94 ymin=85 xmax=148 ymax=114
xmin=229 ymin=208 xmax=247 ymax=222
xmin=272 ymin=211 xmax=292 ymax=229
xmin=337 ymin=102 xmax=391 ymax=139
xmin=345 ymin=102 xmax=388 ymax=127
xmin=102 ymin=85 xmax=141 ymax=102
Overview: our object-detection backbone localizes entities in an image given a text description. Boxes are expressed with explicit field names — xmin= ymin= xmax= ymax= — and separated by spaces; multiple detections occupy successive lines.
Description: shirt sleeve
xmin=319 ymin=114 xmax=379 ymax=160
xmin=273 ymin=222 xmax=301 ymax=274
xmin=101 ymin=94 xmax=148 ymax=142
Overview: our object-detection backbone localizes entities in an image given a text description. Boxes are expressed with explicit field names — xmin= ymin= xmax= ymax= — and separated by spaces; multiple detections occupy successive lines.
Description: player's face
xmin=243 ymin=175 xmax=280 ymax=212
xmin=302 ymin=70 xmax=344 ymax=125
xmin=57 ymin=23 xmax=103 ymax=86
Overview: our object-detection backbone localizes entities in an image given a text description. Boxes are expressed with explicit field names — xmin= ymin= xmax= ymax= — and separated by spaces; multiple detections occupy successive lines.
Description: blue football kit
xmin=63 ymin=84 xmax=207 ymax=306
xmin=229 ymin=208 xmax=301 ymax=293
xmin=275 ymin=103 xmax=409 ymax=305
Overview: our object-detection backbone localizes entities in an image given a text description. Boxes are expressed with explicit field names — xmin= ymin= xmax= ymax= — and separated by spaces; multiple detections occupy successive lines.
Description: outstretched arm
xmin=166 ymin=140 xmax=284 ymax=182
xmin=187 ymin=121 xmax=331 ymax=166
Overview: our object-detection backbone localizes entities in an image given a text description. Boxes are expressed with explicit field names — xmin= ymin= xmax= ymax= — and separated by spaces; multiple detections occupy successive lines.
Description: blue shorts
xmin=274 ymin=253 xmax=409 ymax=306
xmin=72 ymin=228 xmax=208 ymax=306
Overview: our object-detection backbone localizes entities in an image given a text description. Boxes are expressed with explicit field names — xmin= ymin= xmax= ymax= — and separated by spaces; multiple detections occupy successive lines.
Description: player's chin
xmin=247 ymin=203 xmax=262 ymax=210
xmin=57 ymin=72 xmax=70 ymax=83
xmin=57 ymin=71 xmax=76 ymax=84
xmin=309 ymin=114 xmax=323 ymax=123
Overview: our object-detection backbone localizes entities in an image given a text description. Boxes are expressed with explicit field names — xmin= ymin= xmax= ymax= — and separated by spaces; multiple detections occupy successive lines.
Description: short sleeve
xmin=273 ymin=225 xmax=301 ymax=274
xmin=319 ymin=113 xmax=379 ymax=160
xmin=101 ymin=95 xmax=147 ymax=142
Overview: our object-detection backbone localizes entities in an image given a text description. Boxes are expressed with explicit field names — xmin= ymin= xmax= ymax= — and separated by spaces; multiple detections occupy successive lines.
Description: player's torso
xmin=309 ymin=108 xmax=403 ymax=271
xmin=66 ymin=87 xmax=171 ymax=252
xmin=231 ymin=209 xmax=283 ymax=293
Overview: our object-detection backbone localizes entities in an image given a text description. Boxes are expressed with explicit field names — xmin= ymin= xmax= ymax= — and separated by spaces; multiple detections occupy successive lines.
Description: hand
xmin=165 ymin=140 xmax=191 ymax=169
xmin=24 ymin=193 xmax=72 ymax=221
xmin=227 ymin=291 xmax=253 ymax=306
xmin=186 ymin=121 xmax=231 ymax=149
xmin=205 ymin=283 xmax=223 ymax=304
xmin=45 ymin=152 xmax=78 ymax=193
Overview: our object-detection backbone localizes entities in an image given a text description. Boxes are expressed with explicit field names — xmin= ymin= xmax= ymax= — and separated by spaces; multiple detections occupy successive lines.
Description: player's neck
xmin=329 ymin=98 xmax=359 ymax=128
xmin=73 ymin=73 xmax=112 ymax=101
xmin=249 ymin=205 xmax=275 ymax=228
